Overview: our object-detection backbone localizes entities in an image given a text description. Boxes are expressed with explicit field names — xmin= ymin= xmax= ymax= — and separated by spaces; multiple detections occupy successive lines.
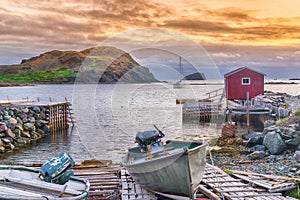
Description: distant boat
xmin=173 ymin=79 xmax=183 ymax=88
xmin=0 ymin=152 xmax=89 ymax=200
xmin=123 ymin=125 xmax=207 ymax=199
xmin=173 ymin=56 xmax=184 ymax=89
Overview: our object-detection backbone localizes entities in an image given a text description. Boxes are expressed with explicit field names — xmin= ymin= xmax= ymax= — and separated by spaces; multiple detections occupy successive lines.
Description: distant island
xmin=184 ymin=72 xmax=206 ymax=80
xmin=0 ymin=46 xmax=158 ymax=84
xmin=265 ymin=82 xmax=298 ymax=84
xmin=289 ymin=78 xmax=300 ymax=80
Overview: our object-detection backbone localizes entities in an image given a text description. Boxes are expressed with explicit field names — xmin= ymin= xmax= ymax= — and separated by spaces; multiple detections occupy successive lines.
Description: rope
xmin=208 ymin=145 xmax=225 ymax=200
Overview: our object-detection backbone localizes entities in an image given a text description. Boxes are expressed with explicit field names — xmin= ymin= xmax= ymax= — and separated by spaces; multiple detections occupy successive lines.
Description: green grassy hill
xmin=0 ymin=46 xmax=157 ymax=83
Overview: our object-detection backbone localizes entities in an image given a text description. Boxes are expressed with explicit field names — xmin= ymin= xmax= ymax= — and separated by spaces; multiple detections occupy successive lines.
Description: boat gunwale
xmin=123 ymin=140 xmax=208 ymax=167
xmin=0 ymin=165 xmax=90 ymax=200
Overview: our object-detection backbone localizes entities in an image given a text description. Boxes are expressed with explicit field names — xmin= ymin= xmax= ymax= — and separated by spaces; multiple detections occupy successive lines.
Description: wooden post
xmin=246 ymin=92 xmax=250 ymax=133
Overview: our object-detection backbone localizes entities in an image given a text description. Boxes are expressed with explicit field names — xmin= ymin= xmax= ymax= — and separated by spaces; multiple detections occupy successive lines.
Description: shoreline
xmin=0 ymin=83 xmax=35 ymax=87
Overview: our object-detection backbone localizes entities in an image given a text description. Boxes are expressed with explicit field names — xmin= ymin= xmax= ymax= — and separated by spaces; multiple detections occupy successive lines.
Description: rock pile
xmin=211 ymin=118 xmax=300 ymax=176
xmin=246 ymin=120 xmax=300 ymax=156
xmin=0 ymin=106 xmax=50 ymax=153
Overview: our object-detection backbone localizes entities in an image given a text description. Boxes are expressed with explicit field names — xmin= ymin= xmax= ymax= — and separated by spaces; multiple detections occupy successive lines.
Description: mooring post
xmin=246 ymin=92 xmax=250 ymax=132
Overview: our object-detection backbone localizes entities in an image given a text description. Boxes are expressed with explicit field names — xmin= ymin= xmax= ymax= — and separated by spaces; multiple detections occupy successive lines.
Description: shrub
xmin=294 ymin=109 xmax=300 ymax=117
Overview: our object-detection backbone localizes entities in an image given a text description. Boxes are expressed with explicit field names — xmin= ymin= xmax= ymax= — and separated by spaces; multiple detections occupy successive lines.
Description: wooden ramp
xmin=120 ymin=168 xmax=157 ymax=200
xmin=49 ymin=163 xmax=299 ymax=200
xmin=230 ymin=170 xmax=299 ymax=193
xmin=73 ymin=164 xmax=120 ymax=200
xmin=200 ymin=164 xmax=297 ymax=200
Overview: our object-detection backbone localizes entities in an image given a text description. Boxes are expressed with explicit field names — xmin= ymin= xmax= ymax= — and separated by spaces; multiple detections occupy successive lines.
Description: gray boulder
xmin=285 ymin=137 xmax=300 ymax=146
xmin=263 ymin=131 xmax=286 ymax=155
xmin=263 ymin=126 xmax=281 ymax=134
xmin=264 ymin=120 xmax=276 ymax=128
xmin=32 ymin=106 xmax=41 ymax=113
xmin=8 ymin=117 xmax=17 ymax=125
xmin=22 ymin=107 xmax=29 ymax=113
xmin=268 ymin=155 xmax=277 ymax=163
xmin=249 ymin=145 xmax=265 ymax=152
xmin=246 ymin=135 xmax=264 ymax=147
xmin=28 ymin=117 xmax=36 ymax=123
xmin=248 ymin=151 xmax=266 ymax=160
xmin=23 ymin=123 xmax=35 ymax=131
xmin=280 ymin=127 xmax=296 ymax=136
xmin=294 ymin=150 xmax=300 ymax=162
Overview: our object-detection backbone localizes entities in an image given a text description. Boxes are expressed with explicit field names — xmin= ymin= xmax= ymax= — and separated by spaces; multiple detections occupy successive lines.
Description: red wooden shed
xmin=224 ymin=67 xmax=265 ymax=100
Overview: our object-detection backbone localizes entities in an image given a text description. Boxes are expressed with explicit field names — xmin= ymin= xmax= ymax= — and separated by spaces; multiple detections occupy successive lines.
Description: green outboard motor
xmin=39 ymin=152 xmax=75 ymax=185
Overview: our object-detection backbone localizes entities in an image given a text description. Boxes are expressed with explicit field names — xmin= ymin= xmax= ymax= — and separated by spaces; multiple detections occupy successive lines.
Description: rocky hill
xmin=0 ymin=46 xmax=158 ymax=83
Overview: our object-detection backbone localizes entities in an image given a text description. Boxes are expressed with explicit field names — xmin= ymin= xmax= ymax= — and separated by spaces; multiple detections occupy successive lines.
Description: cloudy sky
xmin=0 ymin=0 xmax=299 ymax=79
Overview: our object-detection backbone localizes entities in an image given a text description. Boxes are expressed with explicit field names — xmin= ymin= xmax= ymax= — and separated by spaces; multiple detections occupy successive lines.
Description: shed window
xmin=242 ymin=77 xmax=250 ymax=85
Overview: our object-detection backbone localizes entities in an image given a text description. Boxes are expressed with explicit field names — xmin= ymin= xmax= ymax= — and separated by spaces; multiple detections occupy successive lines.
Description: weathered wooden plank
xmin=232 ymin=173 xmax=297 ymax=193
xmin=226 ymin=192 xmax=283 ymax=198
xmin=120 ymin=168 xmax=157 ymax=200
xmin=197 ymin=184 xmax=221 ymax=200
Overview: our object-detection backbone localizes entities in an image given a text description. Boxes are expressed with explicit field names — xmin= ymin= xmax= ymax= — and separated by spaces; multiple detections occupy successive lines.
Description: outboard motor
xmin=39 ymin=152 xmax=75 ymax=185
xmin=135 ymin=125 xmax=165 ymax=152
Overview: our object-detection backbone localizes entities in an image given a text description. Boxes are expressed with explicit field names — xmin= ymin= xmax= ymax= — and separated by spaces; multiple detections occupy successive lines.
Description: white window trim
xmin=242 ymin=77 xmax=251 ymax=85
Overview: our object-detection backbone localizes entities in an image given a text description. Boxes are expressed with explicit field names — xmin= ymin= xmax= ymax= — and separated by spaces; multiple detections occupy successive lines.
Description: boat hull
xmin=0 ymin=166 xmax=89 ymax=200
xmin=123 ymin=140 xmax=207 ymax=198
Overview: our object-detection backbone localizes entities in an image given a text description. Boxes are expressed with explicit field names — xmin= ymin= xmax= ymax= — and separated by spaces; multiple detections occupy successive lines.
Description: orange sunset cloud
xmin=0 ymin=0 xmax=299 ymax=78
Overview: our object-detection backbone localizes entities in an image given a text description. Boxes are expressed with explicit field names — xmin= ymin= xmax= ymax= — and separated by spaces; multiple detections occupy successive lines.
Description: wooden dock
xmin=23 ymin=163 xmax=298 ymax=200
xmin=182 ymin=102 xmax=223 ymax=123
xmin=199 ymin=164 xmax=297 ymax=200
xmin=0 ymin=100 xmax=75 ymax=131
xmin=73 ymin=164 xmax=121 ymax=200
xmin=120 ymin=168 xmax=157 ymax=200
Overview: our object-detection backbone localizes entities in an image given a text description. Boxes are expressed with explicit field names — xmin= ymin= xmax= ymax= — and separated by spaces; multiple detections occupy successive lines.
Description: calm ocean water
xmin=0 ymin=80 xmax=299 ymax=165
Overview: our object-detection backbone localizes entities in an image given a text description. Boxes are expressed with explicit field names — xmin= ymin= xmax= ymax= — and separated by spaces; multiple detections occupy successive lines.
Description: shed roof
xmin=224 ymin=66 xmax=266 ymax=77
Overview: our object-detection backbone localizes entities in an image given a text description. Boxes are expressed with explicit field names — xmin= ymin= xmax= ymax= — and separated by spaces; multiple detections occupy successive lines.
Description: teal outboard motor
xmin=39 ymin=152 xmax=75 ymax=185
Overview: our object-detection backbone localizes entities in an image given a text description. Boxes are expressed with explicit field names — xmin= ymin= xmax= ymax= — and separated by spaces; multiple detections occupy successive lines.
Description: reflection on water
xmin=0 ymin=126 xmax=91 ymax=165
xmin=73 ymin=83 xmax=224 ymax=162
xmin=0 ymin=81 xmax=298 ymax=165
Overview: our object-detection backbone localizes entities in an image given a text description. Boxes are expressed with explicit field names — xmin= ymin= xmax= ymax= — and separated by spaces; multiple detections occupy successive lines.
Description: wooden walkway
xmin=42 ymin=163 xmax=298 ymax=200
xmin=120 ymin=168 xmax=157 ymax=200
xmin=200 ymin=164 xmax=297 ymax=200
xmin=73 ymin=164 xmax=121 ymax=200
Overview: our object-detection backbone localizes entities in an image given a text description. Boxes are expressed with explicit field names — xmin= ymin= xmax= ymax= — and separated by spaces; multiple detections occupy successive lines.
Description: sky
xmin=0 ymin=0 xmax=299 ymax=79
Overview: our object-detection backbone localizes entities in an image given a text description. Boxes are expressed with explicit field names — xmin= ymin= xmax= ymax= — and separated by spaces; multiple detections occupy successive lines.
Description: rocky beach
xmin=210 ymin=93 xmax=300 ymax=179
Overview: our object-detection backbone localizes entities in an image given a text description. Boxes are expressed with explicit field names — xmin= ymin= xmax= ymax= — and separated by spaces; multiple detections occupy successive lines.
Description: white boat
xmin=0 ymin=152 xmax=89 ymax=200
xmin=173 ymin=56 xmax=184 ymax=89
xmin=173 ymin=79 xmax=183 ymax=88
xmin=0 ymin=165 xmax=89 ymax=200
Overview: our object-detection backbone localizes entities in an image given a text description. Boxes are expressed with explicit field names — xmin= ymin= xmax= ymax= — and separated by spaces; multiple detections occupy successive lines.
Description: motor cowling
xmin=39 ymin=152 xmax=75 ymax=185
xmin=135 ymin=130 xmax=164 ymax=151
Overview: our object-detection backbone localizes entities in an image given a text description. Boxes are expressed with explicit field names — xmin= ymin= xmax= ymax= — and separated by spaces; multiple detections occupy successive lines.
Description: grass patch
xmin=287 ymin=187 xmax=300 ymax=199
xmin=224 ymin=168 xmax=233 ymax=175
xmin=0 ymin=68 xmax=77 ymax=82
xmin=275 ymin=117 xmax=290 ymax=126
xmin=294 ymin=109 xmax=300 ymax=117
